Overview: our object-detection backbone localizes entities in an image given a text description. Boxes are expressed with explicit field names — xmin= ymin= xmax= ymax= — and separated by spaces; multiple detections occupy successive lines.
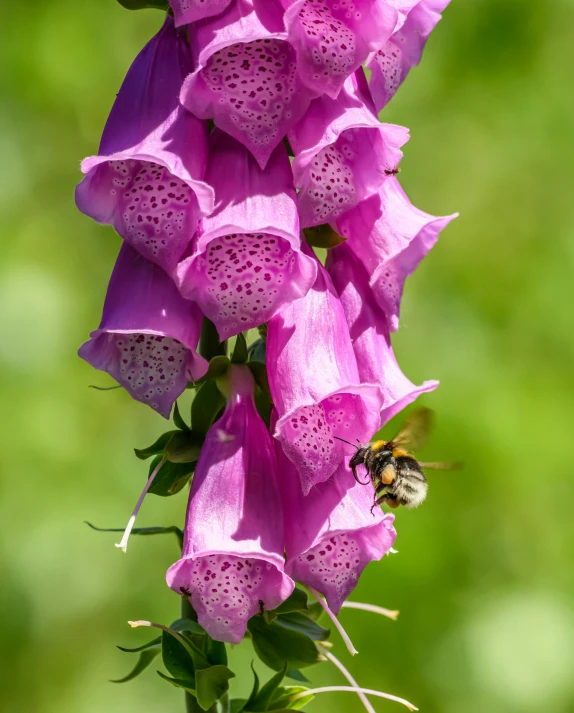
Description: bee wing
xmin=391 ymin=407 xmax=434 ymax=451
xmin=418 ymin=461 xmax=463 ymax=471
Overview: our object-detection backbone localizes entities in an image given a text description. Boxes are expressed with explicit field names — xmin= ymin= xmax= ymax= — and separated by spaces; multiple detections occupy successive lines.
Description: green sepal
xmin=164 ymin=430 xmax=204 ymax=464
xmin=173 ymin=401 xmax=191 ymax=431
xmin=193 ymin=355 xmax=231 ymax=386
xmin=268 ymin=687 xmax=314 ymax=710
xmin=162 ymin=630 xmax=196 ymax=682
xmin=247 ymin=362 xmax=272 ymax=400
xmin=244 ymin=662 xmax=260 ymax=710
xmin=196 ymin=665 xmax=235 ymax=710
xmin=248 ymin=338 xmax=266 ymax=364
xmin=157 ymin=670 xmax=196 ymax=694
xmin=275 ymin=613 xmax=330 ymax=642
xmin=134 ymin=431 xmax=179 ymax=460
xmin=116 ymin=0 xmax=169 ymax=10
xmin=248 ymin=617 xmax=325 ymax=671
xmin=247 ymin=664 xmax=287 ymax=711
xmin=231 ymin=333 xmax=249 ymax=364
xmin=204 ymin=637 xmax=228 ymax=666
xmin=303 ymin=224 xmax=347 ymax=249
xmin=147 ymin=456 xmax=195 ymax=497
xmin=274 ymin=588 xmax=308 ymax=614
xmin=192 ymin=379 xmax=226 ymax=435
xmin=305 ymin=602 xmax=325 ymax=622
xmin=286 ymin=670 xmax=309 ymax=683
xmin=85 ymin=522 xmax=183 ymax=548
xmin=111 ymin=648 xmax=160 ymax=683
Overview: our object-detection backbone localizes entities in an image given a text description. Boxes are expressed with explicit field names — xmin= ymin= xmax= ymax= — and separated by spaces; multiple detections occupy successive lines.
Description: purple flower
xmin=79 ymin=244 xmax=207 ymax=418
xmin=176 ymin=131 xmax=317 ymax=339
xmin=167 ymin=365 xmax=294 ymax=643
xmin=327 ymin=241 xmax=437 ymax=427
xmin=75 ymin=16 xmax=214 ymax=274
xmin=267 ymin=249 xmax=383 ymax=495
xmin=170 ymin=0 xmax=233 ymax=25
xmin=276 ymin=438 xmax=396 ymax=614
xmin=289 ymin=70 xmax=409 ymax=228
xmin=335 ymin=177 xmax=457 ymax=331
xmin=282 ymin=0 xmax=398 ymax=99
xmin=367 ymin=0 xmax=451 ymax=112
xmin=181 ymin=0 xmax=316 ymax=169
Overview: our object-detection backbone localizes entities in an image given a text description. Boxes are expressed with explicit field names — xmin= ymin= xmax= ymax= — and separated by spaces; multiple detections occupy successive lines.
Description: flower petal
xmin=75 ymin=16 xmax=214 ymax=274
xmin=177 ymin=132 xmax=317 ymax=339
xmin=289 ymin=71 xmax=409 ymax=227
xmin=78 ymin=245 xmax=207 ymax=418
xmin=268 ymin=250 xmax=383 ymax=493
xmin=167 ymin=366 xmax=294 ymax=642
xmin=367 ymin=0 xmax=451 ymax=111
xmin=182 ymin=0 xmax=316 ymax=168
xmin=327 ymin=241 xmax=437 ymax=426
xmin=170 ymin=0 xmax=233 ymax=25
xmin=282 ymin=0 xmax=398 ymax=99
xmin=336 ymin=178 xmax=457 ymax=331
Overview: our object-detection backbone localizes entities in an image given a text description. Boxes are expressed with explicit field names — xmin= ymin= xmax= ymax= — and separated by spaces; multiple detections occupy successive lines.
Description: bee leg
xmin=371 ymin=492 xmax=399 ymax=513
xmin=351 ymin=463 xmax=371 ymax=485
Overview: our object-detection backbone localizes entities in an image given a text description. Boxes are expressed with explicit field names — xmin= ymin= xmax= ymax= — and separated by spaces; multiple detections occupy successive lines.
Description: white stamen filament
xmin=308 ymin=587 xmax=358 ymax=656
xmin=115 ymin=458 xmax=166 ymax=553
xmin=342 ymin=601 xmax=400 ymax=621
xmin=318 ymin=645 xmax=376 ymax=713
xmin=291 ymin=686 xmax=418 ymax=711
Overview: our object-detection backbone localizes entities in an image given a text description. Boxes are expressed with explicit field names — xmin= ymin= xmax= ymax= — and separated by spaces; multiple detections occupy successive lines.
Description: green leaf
xmin=157 ymin=670 xmax=196 ymax=694
xmin=248 ymin=664 xmax=287 ymax=711
xmin=111 ymin=648 xmax=160 ymax=683
xmin=274 ymin=589 xmax=308 ymax=615
xmin=147 ymin=456 xmax=195 ymax=497
xmin=286 ymin=670 xmax=309 ymax=683
xmin=165 ymin=430 xmax=203 ymax=464
xmin=275 ymin=613 xmax=330 ymax=641
xmin=170 ymin=618 xmax=205 ymax=635
xmin=173 ymin=401 xmax=191 ymax=431
xmin=162 ymin=630 xmax=196 ymax=681
xmin=230 ymin=700 xmax=248 ymax=713
xmin=269 ymin=687 xmax=314 ymax=710
xmin=196 ymin=665 xmax=235 ymax=710
xmin=134 ymin=430 xmax=179 ymax=460
xmin=231 ymin=333 xmax=249 ymax=364
xmin=116 ymin=0 xmax=169 ymax=9
xmin=248 ymin=617 xmax=325 ymax=671
xmin=248 ymin=338 xmax=266 ymax=365
xmin=303 ymin=224 xmax=347 ymax=249
xmin=85 ymin=522 xmax=183 ymax=548
xmin=192 ymin=379 xmax=226 ymax=435
xmin=305 ymin=602 xmax=324 ymax=622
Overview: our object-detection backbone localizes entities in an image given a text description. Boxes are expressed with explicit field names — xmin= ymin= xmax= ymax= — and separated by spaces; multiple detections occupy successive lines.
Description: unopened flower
xmin=267 ymin=250 xmax=383 ymax=494
xmin=367 ymin=0 xmax=451 ymax=112
xmin=289 ymin=70 xmax=409 ymax=227
xmin=79 ymin=244 xmax=207 ymax=418
xmin=282 ymin=0 xmax=398 ymax=99
xmin=176 ymin=131 xmax=317 ymax=339
xmin=181 ymin=0 xmax=316 ymax=168
xmin=75 ymin=16 xmax=214 ymax=274
xmin=167 ymin=365 xmax=294 ymax=643
xmin=335 ymin=177 xmax=457 ymax=331
xmin=327 ymin=241 xmax=437 ymax=426
xmin=277 ymin=439 xmax=396 ymax=614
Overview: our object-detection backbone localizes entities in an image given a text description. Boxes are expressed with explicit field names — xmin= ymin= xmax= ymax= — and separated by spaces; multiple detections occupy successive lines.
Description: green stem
xmin=199 ymin=318 xmax=227 ymax=360
xmin=180 ymin=597 xmax=217 ymax=713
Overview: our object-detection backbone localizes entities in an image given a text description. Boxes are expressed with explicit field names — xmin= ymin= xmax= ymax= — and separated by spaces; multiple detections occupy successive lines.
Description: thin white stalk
xmin=308 ymin=587 xmax=358 ymax=656
xmin=317 ymin=645 xmax=376 ymax=713
xmin=115 ymin=458 xmax=166 ymax=553
xmin=342 ymin=601 xmax=400 ymax=621
xmin=291 ymin=686 xmax=418 ymax=711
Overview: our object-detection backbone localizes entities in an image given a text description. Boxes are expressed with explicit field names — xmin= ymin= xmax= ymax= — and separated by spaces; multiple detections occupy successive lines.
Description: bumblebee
xmin=341 ymin=408 xmax=458 ymax=511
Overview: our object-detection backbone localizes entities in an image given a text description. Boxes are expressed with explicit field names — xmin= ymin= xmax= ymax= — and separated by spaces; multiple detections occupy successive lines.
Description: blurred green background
xmin=1 ymin=0 xmax=573 ymax=711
